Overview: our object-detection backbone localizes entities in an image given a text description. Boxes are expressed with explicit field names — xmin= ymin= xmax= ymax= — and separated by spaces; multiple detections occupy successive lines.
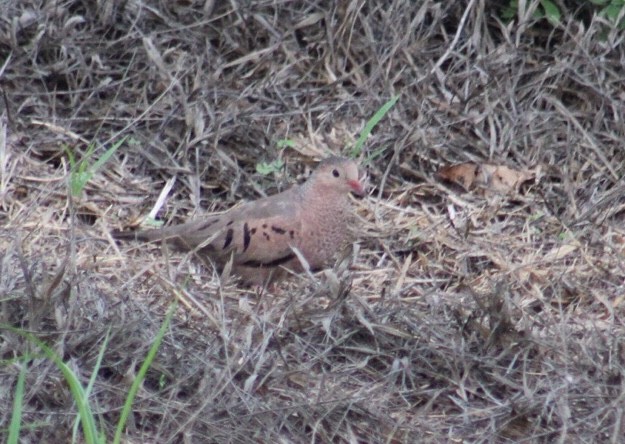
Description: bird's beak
xmin=348 ymin=179 xmax=365 ymax=196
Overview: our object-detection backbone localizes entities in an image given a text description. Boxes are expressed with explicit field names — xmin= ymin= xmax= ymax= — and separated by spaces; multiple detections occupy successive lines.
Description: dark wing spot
xmin=262 ymin=223 xmax=268 ymax=229
xmin=242 ymin=253 xmax=296 ymax=268
xmin=226 ymin=220 xmax=234 ymax=226
xmin=243 ymin=222 xmax=251 ymax=252
xmin=271 ymin=225 xmax=286 ymax=235
xmin=222 ymin=228 xmax=234 ymax=249
xmin=289 ymin=230 xmax=294 ymax=239
xmin=251 ymin=227 xmax=257 ymax=234
xmin=263 ymin=232 xmax=270 ymax=240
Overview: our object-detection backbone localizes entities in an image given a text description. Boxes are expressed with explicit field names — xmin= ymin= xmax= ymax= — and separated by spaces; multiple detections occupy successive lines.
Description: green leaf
xmin=601 ymin=0 xmax=625 ymax=21
xmin=158 ymin=373 xmax=167 ymax=390
xmin=256 ymin=159 xmax=284 ymax=175
xmin=540 ymin=0 xmax=561 ymax=25
xmin=276 ymin=139 xmax=296 ymax=148
xmin=142 ymin=216 xmax=165 ymax=228
xmin=501 ymin=0 xmax=518 ymax=21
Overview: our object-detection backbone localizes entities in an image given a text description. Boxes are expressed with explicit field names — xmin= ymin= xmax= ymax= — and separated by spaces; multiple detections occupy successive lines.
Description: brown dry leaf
xmin=438 ymin=162 xmax=536 ymax=195
xmin=542 ymin=243 xmax=579 ymax=263
xmin=438 ymin=162 xmax=479 ymax=190
xmin=481 ymin=164 xmax=536 ymax=193
xmin=287 ymin=133 xmax=330 ymax=158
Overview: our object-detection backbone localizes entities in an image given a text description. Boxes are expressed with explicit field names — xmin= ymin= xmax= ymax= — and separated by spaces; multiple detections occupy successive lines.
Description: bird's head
xmin=309 ymin=156 xmax=365 ymax=197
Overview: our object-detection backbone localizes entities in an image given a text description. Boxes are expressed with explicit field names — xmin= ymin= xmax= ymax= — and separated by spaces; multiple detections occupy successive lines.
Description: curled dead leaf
xmin=438 ymin=162 xmax=537 ymax=195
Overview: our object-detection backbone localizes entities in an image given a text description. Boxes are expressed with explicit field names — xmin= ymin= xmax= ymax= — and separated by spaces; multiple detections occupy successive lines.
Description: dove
xmin=112 ymin=156 xmax=365 ymax=285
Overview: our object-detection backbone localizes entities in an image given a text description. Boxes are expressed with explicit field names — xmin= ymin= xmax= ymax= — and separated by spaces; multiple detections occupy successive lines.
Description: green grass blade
xmin=66 ymin=136 xmax=126 ymax=197
xmin=7 ymin=355 xmax=28 ymax=444
xmin=64 ymin=145 xmax=76 ymax=170
xmin=0 ymin=325 xmax=103 ymax=444
xmin=91 ymin=137 xmax=126 ymax=172
xmin=350 ymin=95 xmax=399 ymax=157
xmin=113 ymin=303 xmax=176 ymax=444
xmin=72 ymin=328 xmax=112 ymax=443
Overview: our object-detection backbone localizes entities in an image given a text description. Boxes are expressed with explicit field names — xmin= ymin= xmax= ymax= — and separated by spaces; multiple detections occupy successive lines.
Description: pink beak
xmin=348 ymin=179 xmax=365 ymax=196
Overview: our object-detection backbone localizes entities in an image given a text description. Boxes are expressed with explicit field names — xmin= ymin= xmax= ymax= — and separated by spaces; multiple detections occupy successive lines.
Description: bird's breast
xmin=296 ymin=197 xmax=352 ymax=268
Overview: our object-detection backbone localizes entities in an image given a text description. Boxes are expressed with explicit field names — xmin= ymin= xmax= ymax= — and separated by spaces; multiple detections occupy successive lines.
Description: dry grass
xmin=2 ymin=0 xmax=625 ymax=442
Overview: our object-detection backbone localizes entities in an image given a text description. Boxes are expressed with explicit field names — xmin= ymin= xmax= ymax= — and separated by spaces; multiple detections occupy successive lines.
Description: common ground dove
xmin=112 ymin=156 xmax=365 ymax=285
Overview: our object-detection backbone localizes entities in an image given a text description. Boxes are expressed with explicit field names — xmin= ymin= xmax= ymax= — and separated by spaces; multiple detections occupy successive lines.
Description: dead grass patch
xmin=2 ymin=1 xmax=625 ymax=442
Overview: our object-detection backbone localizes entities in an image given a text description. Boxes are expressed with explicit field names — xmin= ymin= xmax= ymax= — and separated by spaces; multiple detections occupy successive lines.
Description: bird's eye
xmin=332 ymin=169 xmax=340 ymax=178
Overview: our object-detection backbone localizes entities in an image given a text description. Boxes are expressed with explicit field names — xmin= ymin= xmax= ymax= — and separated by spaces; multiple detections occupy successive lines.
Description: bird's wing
xmin=114 ymin=187 xmax=304 ymax=268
